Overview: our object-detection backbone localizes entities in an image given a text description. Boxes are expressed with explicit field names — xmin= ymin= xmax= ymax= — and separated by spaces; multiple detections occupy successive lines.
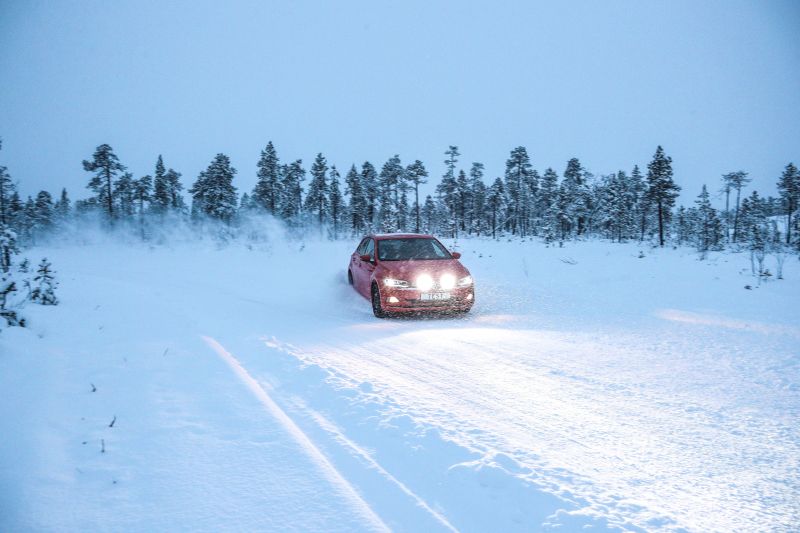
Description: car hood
xmin=378 ymin=259 xmax=469 ymax=281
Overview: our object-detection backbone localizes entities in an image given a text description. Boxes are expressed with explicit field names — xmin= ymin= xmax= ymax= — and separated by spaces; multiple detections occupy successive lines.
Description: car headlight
xmin=439 ymin=273 xmax=456 ymax=290
xmin=415 ymin=274 xmax=434 ymax=291
xmin=458 ymin=275 xmax=473 ymax=287
xmin=383 ymin=278 xmax=409 ymax=288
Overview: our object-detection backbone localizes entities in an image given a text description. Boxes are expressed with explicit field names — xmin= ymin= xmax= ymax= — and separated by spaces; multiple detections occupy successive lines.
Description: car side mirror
xmin=451 ymin=252 xmax=461 ymax=259
xmin=360 ymin=254 xmax=372 ymax=262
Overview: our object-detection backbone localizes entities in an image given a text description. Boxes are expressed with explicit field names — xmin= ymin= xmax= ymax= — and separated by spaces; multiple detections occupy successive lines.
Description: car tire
xmin=348 ymin=269 xmax=353 ymax=285
xmin=371 ymin=283 xmax=387 ymax=318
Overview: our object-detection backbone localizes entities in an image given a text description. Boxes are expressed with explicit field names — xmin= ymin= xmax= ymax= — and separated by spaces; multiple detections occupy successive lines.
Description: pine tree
xmin=0 ymin=223 xmax=18 ymax=273
xmin=646 ymin=146 xmax=680 ymax=246
xmin=629 ymin=165 xmax=648 ymax=241
xmin=20 ymin=197 xmax=36 ymax=242
xmin=280 ymin=160 xmax=305 ymax=225
xmin=152 ymin=155 xmax=169 ymax=213
xmin=30 ymin=258 xmax=58 ymax=305
xmin=739 ymin=191 xmax=770 ymax=278
xmin=33 ymin=191 xmax=54 ymax=232
xmin=361 ymin=162 xmax=379 ymax=230
xmin=344 ymin=164 xmax=367 ymax=235
xmin=54 ymin=188 xmax=70 ymax=223
xmin=0 ymin=223 xmax=22 ymax=326
xmin=602 ymin=171 xmax=630 ymax=242
xmin=83 ymin=144 xmax=126 ymax=221
xmin=132 ymin=175 xmax=151 ymax=238
xmin=0 ymin=156 xmax=16 ymax=226
xmin=456 ymin=169 xmax=470 ymax=233
xmin=468 ymin=163 xmax=486 ymax=236
xmin=405 ymin=160 xmax=428 ymax=233
xmin=132 ymin=175 xmax=152 ymax=216
xmin=777 ymin=163 xmax=799 ymax=246
xmin=378 ymin=155 xmax=403 ymax=232
xmin=397 ymin=187 xmax=409 ymax=232
xmin=561 ymin=157 xmax=590 ymax=237
xmin=721 ymin=171 xmax=751 ymax=244
xmin=239 ymin=192 xmax=253 ymax=212
xmin=504 ymin=147 xmax=534 ymax=236
xmin=694 ymin=185 xmax=723 ymax=257
xmin=152 ymin=157 xmax=184 ymax=215
xmin=113 ymin=172 xmax=135 ymax=219
xmin=538 ymin=168 xmax=559 ymax=242
xmin=165 ymin=169 xmax=185 ymax=212
xmin=421 ymin=195 xmax=437 ymax=233
xmin=328 ymin=166 xmax=345 ymax=238
xmin=305 ymin=153 xmax=329 ymax=229
xmin=487 ymin=178 xmax=505 ymax=239
xmin=189 ymin=154 xmax=238 ymax=223
xmin=253 ymin=141 xmax=281 ymax=215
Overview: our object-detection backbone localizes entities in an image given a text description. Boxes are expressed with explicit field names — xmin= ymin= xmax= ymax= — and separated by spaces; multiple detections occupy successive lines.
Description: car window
xmin=364 ymin=239 xmax=375 ymax=260
xmin=377 ymin=238 xmax=451 ymax=261
xmin=356 ymin=238 xmax=369 ymax=255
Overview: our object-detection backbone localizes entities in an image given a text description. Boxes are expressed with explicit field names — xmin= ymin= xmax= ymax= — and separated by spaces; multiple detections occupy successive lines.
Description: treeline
xmin=1 ymin=139 xmax=799 ymax=259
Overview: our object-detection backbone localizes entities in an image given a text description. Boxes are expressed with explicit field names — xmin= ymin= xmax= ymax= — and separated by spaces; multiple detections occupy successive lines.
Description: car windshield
xmin=377 ymin=238 xmax=452 ymax=261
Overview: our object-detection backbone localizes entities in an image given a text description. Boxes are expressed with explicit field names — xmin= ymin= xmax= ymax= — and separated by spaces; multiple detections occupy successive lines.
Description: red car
xmin=348 ymin=233 xmax=474 ymax=317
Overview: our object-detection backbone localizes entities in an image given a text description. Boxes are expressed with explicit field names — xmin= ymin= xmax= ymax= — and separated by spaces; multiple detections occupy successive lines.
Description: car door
xmin=357 ymin=238 xmax=376 ymax=296
xmin=351 ymin=238 xmax=368 ymax=290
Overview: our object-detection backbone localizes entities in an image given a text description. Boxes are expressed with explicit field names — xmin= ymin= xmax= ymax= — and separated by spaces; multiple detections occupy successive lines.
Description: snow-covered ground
xmin=1 ymin=235 xmax=798 ymax=532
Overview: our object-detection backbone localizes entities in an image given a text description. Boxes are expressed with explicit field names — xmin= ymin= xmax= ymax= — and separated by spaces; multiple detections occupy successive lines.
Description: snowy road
xmin=2 ymin=238 xmax=798 ymax=531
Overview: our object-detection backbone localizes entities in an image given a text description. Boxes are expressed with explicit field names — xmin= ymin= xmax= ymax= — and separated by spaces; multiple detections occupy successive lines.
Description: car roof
xmin=370 ymin=233 xmax=434 ymax=240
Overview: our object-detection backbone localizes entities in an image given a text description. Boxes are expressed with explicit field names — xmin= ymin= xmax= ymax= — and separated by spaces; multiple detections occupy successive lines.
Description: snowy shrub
xmin=30 ymin=258 xmax=58 ymax=306
xmin=0 ymin=270 xmax=25 ymax=327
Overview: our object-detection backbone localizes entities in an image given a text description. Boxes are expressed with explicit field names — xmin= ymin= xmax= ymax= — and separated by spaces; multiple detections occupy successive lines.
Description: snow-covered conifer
xmin=375 ymin=155 xmax=402 ymax=233
xmin=83 ymin=144 xmax=126 ymax=221
xmin=694 ymin=185 xmax=723 ymax=257
xmin=280 ymin=160 xmax=305 ymax=225
xmin=190 ymin=154 xmax=238 ymax=223
xmin=538 ymin=168 xmax=559 ymax=242
xmin=253 ymin=141 xmax=281 ymax=215
xmin=646 ymin=146 xmax=680 ymax=246
xmin=30 ymin=258 xmax=58 ymax=305
xmin=777 ymin=162 xmax=799 ymax=246
xmin=468 ymin=163 xmax=486 ymax=236
xmin=405 ymin=160 xmax=428 ymax=233
xmin=113 ymin=173 xmax=135 ymax=219
xmin=328 ymin=166 xmax=344 ymax=238
xmin=504 ymin=147 xmax=535 ymax=237
xmin=304 ymin=153 xmax=329 ymax=228
xmin=487 ymin=178 xmax=505 ymax=239
xmin=345 ymin=165 xmax=367 ymax=235
xmin=361 ymin=162 xmax=379 ymax=230
xmin=53 ymin=188 xmax=71 ymax=224
xmin=721 ymin=171 xmax=751 ymax=244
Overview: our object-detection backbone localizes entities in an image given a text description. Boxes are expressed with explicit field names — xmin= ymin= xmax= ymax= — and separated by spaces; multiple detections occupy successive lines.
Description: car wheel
xmin=348 ymin=269 xmax=353 ymax=285
xmin=371 ymin=283 xmax=387 ymax=318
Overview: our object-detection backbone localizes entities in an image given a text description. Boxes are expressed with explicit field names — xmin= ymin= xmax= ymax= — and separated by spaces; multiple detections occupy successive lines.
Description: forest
xmin=3 ymin=141 xmax=798 ymax=255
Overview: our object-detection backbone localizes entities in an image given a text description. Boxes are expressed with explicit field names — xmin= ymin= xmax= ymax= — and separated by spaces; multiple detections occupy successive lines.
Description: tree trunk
xmin=105 ymin=168 xmax=114 ymax=221
xmin=724 ymin=187 xmax=730 ymax=242
xmin=733 ymin=187 xmax=742 ymax=243
xmin=415 ymin=184 xmax=420 ymax=233
xmin=658 ymin=200 xmax=665 ymax=246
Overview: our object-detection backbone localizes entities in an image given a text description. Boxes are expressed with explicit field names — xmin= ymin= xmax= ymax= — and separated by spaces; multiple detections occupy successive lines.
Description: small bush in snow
xmin=30 ymin=258 xmax=58 ymax=306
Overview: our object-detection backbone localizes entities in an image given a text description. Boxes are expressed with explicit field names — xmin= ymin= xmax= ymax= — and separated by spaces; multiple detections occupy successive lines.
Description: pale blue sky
xmin=1 ymin=1 xmax=798 ymax=203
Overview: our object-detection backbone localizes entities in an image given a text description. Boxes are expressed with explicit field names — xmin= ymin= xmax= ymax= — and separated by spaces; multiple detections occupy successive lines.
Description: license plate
xmin=421 ymin=292 xmax=451 ymax=301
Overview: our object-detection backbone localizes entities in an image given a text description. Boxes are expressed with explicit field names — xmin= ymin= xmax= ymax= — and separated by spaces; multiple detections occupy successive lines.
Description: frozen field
xmin=1 ymin=236 xmax=798 ymax=532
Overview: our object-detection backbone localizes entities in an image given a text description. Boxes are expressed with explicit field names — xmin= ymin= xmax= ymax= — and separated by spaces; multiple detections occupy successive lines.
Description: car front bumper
xmin=380 ymin=286 xmax=474 ymax=313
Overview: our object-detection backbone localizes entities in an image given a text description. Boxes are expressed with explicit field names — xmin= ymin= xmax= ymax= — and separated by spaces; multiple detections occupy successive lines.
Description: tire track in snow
xmin=305 ymin=408 xmax=460 ymax=533
xmin=201 ymin=336 xmax=390 ymax=533
xmin=263 ymin=328 xmax=800 ymax=532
